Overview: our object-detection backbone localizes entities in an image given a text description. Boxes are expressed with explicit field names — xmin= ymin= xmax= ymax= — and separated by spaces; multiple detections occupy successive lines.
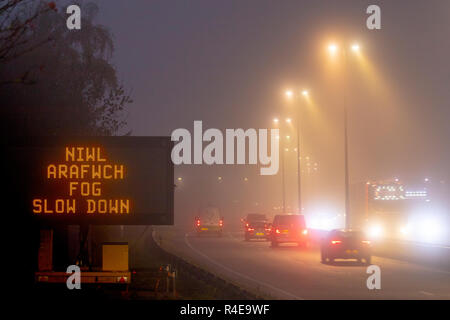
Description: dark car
xmin=270 ymin=214 xmax=308 ymax=247
xmin=321 ymin=229 xmax=372 ymax=264
xmin=245 ymin=220 xmax=271 ymax=241
xmin=195 ymin=207 xmax=224 ymax=237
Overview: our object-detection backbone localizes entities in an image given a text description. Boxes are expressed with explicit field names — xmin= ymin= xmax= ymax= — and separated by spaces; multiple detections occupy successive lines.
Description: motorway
xmin=155 ymin=227 xmax=450 ymax=299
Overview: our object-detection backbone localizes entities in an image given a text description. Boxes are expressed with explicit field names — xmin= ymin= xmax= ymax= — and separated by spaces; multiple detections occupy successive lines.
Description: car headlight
xmin=367 ymin=224 xmax=383 ymax=239
xmin=399 ymin=226 xmax=409 ymax=236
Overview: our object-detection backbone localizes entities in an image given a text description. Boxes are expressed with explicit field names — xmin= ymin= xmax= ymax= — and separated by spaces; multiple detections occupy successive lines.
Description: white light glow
xmin=367 ymin=224 xmax=383 ymax=239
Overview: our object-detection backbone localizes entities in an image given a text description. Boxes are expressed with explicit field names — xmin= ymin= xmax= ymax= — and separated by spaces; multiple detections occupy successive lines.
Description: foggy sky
xmin=88 ymin=0 xmax=449 ymax=222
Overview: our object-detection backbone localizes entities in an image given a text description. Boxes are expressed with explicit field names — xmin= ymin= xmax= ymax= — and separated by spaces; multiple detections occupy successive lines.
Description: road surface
xmin=155 ymin=227 xmax=450 ymax=299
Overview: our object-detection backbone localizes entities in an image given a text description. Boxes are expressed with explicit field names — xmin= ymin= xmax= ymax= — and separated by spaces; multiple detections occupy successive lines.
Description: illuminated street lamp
xmin=273 ymin=117 xmax=286 ymax=213
xmin=327 ymin=41 xmax=360 ymax=229
xmin=285 ymin=90 xmax=294 ymax=99
xmin=328 ymin=43 xmax=338 ymax=55
xmin=283 ymin=89 xmax=310 ymax=214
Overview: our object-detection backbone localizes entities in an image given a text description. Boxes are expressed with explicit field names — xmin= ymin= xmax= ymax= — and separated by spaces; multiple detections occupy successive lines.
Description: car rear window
xmin=331 ymin=230 xmax=364 ymax=239
xmin=247 ymin=214 xmax=266 ymax=221
xmin=273 ymin=215 xmax=306 ymax=228
xmin=249 ymin=221 xmax=266 ymax=228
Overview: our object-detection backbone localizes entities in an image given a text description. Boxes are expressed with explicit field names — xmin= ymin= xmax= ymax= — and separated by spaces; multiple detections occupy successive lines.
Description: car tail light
xmin=275 ymin=228 xmax=281 ymax=234
xmin=302 ymin=229 xmax=308 ymax=235
xmin=247 ymin=227 xmax=254 ymax=231
xmin=196 ymin=220 xmax=201 ymax=227
xmin=117 ymin=276 xmax=128 ymax=283
xmin=331 ymin=240 xmax=342 ymax=245
xmin=361 ymin=240 xmax=371 ymax=245
xmin=246 ymin=223 xmax=249 ymax=227
xmin=265 ymin=228 xmax=271 ymax=232
xmin=219 ymin=220 xmax=223 ymax=227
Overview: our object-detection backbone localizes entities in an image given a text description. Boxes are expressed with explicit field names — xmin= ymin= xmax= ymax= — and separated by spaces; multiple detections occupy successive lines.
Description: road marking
xmin=419 ymin=291 xmax=434 ymax=296
xmin=184 ymin=233 xmax=304 ymax=300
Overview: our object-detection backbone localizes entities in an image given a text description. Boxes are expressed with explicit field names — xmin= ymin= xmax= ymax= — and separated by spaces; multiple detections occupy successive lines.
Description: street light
xmin=351 ymin=44 xmax=360 ymax=52
xmin=285 ymin=90 xmax=294 ymax=99
xmin=273 ymin=117 xmax=286 ymax=213
xmin=328 ymin=43 xmax=338 ymax=55
xmin=327 ymin=41 xmax=360 ymax=229
xmin=283 ymin=89 xmax=310 ymax=214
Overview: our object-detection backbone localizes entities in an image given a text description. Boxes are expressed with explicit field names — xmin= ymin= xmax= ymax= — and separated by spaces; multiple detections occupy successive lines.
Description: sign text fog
xmin=32 ymin=147 xmax=130 ymax=215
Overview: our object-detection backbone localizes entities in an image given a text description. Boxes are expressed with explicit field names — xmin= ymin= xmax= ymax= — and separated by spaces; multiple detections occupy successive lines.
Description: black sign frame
xmin=4 ymin=136 xmax=174 ymax=226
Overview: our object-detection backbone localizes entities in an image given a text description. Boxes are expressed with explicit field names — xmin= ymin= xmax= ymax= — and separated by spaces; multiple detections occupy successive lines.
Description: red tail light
xmin=219 ymin=220 xmax=223 ymax=227
xmin=331 ymin=240 xmax=342 ymax=245
xmin=246 ymin=223 xmax=249 ymax=227
xmin=196 ymin=220 xmax=200 ymax=227
xmin=361 ymin=240 xmax=371 ymax=245
xmin=275 ymin=228 xmax=281 ymax=234
xmin=265 ymin=228 xmax=271 ymax=232
xmin=247 ymin=227 xmax=254 ymax=231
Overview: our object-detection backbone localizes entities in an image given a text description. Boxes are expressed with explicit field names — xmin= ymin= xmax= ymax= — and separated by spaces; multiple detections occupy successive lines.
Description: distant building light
xmin=405 ymin=190 xmax=428 ymax=198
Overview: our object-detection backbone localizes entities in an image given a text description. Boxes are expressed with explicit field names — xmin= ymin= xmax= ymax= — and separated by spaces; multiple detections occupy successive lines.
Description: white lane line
xmin=394 ymin=240 xmax=450 ymax=250
xmin=184 ymin=233 xmax=304 ymax=300
xmin=419 ymin=291 xmax=435 ymax=296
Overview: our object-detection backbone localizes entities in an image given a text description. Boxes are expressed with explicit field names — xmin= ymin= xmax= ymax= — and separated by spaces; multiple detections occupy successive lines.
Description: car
xmin=244 ymin=220 xmax=272 ymax=241
xmin=270 ymin=214 xmax=308 ymax=247
xmin=195 ymin=207 xmax=224 ymax=237
xmin=320 ymin=229 xmax=372 ymax=265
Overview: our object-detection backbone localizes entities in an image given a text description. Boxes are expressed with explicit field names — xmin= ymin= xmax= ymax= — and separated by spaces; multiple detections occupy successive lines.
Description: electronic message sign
xmin=6 ymin=137 xmax=174 ymax=225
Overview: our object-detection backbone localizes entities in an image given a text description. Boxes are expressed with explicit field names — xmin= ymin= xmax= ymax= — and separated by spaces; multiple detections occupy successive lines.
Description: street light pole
xmin=285 ymin=90 xmax=308 ymax=215
xmin=296 ymin=107 xmax=302 ymax=214
xmin=273 ymin=118 xmax=286 ymax=213
xmin=281 ymin=136 xmax=286 ymax=214
xmin=328 ymin=44 xmax=359 ymax=228
xmin=342 ymin=47 xmax=351 ymax=229
xmin=328 ymin=42 xmax=359 ymax=229
xmin=344 ymin=99 xmax=350 ymax=229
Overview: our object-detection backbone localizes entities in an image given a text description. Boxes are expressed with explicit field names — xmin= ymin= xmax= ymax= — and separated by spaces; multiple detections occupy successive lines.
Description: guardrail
xmin=151 ymin=229 xmax=266 ymax=299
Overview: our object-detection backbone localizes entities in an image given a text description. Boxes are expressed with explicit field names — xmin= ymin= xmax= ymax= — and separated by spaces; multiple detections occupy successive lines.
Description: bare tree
xmin=0 ymin=0 xmax=56 ymax=84
xmin=0 ymin=2 xmax=132 ymax=136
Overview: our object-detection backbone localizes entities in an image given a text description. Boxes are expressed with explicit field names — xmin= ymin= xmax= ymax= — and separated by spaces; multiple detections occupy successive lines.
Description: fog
xmin=91 ymin=0 xmax=450 ymax=226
